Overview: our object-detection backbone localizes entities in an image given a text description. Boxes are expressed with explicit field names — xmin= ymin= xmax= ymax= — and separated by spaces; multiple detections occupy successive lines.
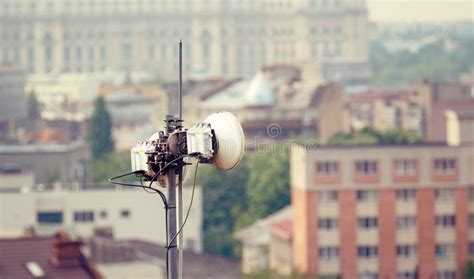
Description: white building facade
xmin=0 ymin=0 xmax=371 ymax=84
xmin=0 ymin=184 xmax=203 ymax=252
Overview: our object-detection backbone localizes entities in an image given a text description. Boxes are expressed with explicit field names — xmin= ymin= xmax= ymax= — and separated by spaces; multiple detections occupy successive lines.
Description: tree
xmin=27 ymin=91 xmax=41 ymax=120
xmin=328 ymin=128 xmax=422 ymax=145
xmin=91 ymin=152 xmax=132 ymax=183
xmin=198 ymin=144 xmax=291 ymax=258
xmin=237 ymin=149 xmax=290 ymax=229
xmin=463 ymin=260 xmax=474 ymax=279
xmin=88 ymin=96 xmax=114 ymax=159
xmin=198 ymin=161 xmax=249 ymax=257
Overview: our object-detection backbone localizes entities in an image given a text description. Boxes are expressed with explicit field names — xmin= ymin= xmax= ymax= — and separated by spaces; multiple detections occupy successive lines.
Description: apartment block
xmin=0 ymin=184 xmax=203 ymax=252
xmin=291 ymin=143 xmax=474 ymax=279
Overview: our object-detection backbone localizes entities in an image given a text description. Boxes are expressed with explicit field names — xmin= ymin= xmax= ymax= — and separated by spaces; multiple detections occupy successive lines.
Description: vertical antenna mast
xmin=179 ymin=40 xmax=183 ymax=119
xmin=177 ymin=40 xmax=184 ymax=279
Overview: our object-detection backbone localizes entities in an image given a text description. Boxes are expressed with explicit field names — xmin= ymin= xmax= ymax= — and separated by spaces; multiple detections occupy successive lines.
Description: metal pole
xmin=177 ymin=173 xmax=184 ymax=279
xmin=166 ymin=169 xmax=178 ymax=279
xmin=177 ymin=40 xmax=184 ymax=279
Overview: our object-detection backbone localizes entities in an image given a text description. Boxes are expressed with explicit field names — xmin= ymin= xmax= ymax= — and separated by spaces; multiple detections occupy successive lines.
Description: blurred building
xmin=169 ymin=66 xmax=345 ymax=144
xmin=101 ymin=85 xmax=168 ymax=150
xmin=235 ymin=206 xmax=292 ymax=274
xmin=0 ymin=232 xmax=102 ymax=278
xmin=411 ymin=80 xmax=474 ymax=143
xmin=0 ymin=184 xmax=203 ymax=252
xmin=446 ymin=110 xmax=474 ymax=147
xmin=26 ymin=73 xmax=102 ymax=121
xmin=0 ymin=140 xmax=90 ymax=186
xmin=290 ymin=143 xmax=474 ymax=278
xmin=0 ymin=64 xmax=26 ymax=139
xmin=345 ymin=90 xmax=425 ymax=135
xmin=90 ymin=238 xmax=240 ymax=279
xmin=0 ymin=0 xmax=371 ymax=85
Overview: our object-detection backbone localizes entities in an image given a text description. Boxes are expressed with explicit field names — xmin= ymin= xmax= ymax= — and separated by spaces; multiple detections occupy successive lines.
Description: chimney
xmin=50 ymin=231 xmax=84 ymax=268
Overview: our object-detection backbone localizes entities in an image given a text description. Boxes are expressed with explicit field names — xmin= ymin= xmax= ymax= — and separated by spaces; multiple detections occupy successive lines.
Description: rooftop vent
xmin=25 ymin=262 xmax=45 ymax=278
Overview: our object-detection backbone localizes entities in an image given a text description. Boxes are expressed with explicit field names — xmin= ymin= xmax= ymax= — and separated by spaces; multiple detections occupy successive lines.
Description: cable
xmin=108 ymin=153 xmax=198 ymax=279
xmin=108 ymin=172 xmax=168 ymax=207
xmin=167 ymin=160 xmax=199 ymax=264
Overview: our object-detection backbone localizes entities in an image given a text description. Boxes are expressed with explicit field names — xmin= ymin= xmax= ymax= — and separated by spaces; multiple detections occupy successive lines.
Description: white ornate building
xmin=0 ymin=0 xmax=371 ymax=84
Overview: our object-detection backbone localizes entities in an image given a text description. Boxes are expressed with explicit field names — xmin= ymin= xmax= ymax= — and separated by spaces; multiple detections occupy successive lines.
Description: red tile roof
xmin=0 ymin=235 xmax=101 ymax=279
xmin=269 ymin=219 xmax=293 ymax=240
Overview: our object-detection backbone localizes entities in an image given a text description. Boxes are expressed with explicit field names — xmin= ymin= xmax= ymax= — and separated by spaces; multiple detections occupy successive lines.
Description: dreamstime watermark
xmin=266 ymin=123 xmax=282 ymax=138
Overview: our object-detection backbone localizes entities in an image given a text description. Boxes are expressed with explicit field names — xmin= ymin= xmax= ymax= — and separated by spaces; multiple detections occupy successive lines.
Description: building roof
xmin=270 ymin=219 xmax=292 ymax=241
xmin=234 ymin=206 xmax=292 ymax=246
xmin=90 ymin=238 xmax=240 ymax=279
xmin=0 ymin=235 xmax=100 ymax=279
xmin=244 ymin=71 xmax=276 ymax=106
xmin=201 ymin=70 xmax=301 ymax=110
xmin=0 ymin=140 xmax=88 ymax=154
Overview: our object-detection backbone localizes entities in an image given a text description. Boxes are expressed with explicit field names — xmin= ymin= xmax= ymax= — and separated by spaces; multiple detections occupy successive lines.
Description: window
xmin=469 ymin=242 xmax=474 ymax=256
xmin=394 ymin=159 xmax=416 ymax=175
xmin=120 ymin=209 xmax=130 ymax=218
xmin=318 ymin=218 xmax=338 ymax=230
xmin=436 ymin=215 xmax=456 ymax=229
xmin=469 ymin=187 xmax=474 ymax=200
xmin=64 ymin=47 xmax=70 ymax=61
xmin=121 ymin=44 xmax=132 ymax=60
xmin=396 ymin=189 xmax=416 ymax=201
xmin=74 ymin=211 xmax=94 ymax=222
xmin=100 ymin=46 xmax=106 ymax=60
xmin=469 ymin=214 xmax=474 ymax=228
xmin=358 ymin=217 xmax=378 ymax=229
xmin=357 ymin=190 xmax=377 ymax=202
xmin=397 ymin=245 xmax=417 ymax=258
xmin=397 ymin=216 xmax=416 ymax=230
xmin=355 ymin=160 xmax=377 ymax=175
xmin=76 ymin=47 xmax=82 ymax=60
xmin=436 ymin=271 xmax=456 ymax=279
xmin=100 ymin=210 xmax=107 ymax=219
xmin=319 ymin=191 xmax=338 ymax=203
xmin=434 ymin=159 xmax=456 ymax=174
xmin=316 ymin=161 xmax=338 ymax=175
xmin=358 ymin=246 xmax=378 ymax=259
xmin=88 ymin=46 xmax=94 ymax=61
xmin=435 ymin=189 xmax=455 ymax=201
xmin=436 ymin=244 xmax=455 ymax=259
xmin=37 ymin=211 xmax=63 ymax=224
xmin=319 ymin=246 xmax=339 ymax=261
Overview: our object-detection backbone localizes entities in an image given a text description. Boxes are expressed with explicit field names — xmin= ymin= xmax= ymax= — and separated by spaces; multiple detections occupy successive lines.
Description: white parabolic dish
xmin=205 ymin=111 xmax=245 ymax=170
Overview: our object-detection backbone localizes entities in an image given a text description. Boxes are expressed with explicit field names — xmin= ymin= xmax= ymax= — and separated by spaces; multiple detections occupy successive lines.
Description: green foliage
xmin=463 ymin=260 xmax=474 ymax=279
xmin=199 ymin=161 xmax=249 ymax=257
xmin=27 ymin=91 xmax=41 ymax=120
xmin=237 ymin=149 xmax=290 ymax=229
xmin=91 ymin=152 xmax=132 ymax=183
xmin=328 ymin=127 xmax=422 ymax=145
xmin=87 ymin=96 xmax=115 ymax=159
xmin=199 ymin=146 xmax=291 ymax=258
xmin=370 ymin=37 xmax=474 ymax=86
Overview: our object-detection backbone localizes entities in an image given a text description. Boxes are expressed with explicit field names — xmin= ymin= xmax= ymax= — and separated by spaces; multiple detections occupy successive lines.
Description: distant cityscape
xmin=0 ymin=0 xmax=473 ymax=278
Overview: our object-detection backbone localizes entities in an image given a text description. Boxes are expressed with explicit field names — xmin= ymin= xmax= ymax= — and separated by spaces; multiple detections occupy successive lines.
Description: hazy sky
xmin=367 ymin=0 xmax=473 ymax=22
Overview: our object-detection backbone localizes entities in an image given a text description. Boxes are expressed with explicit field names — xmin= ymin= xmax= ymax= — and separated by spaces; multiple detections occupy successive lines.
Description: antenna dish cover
xmin=205 ymin=112 xmax=245 ymax=170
